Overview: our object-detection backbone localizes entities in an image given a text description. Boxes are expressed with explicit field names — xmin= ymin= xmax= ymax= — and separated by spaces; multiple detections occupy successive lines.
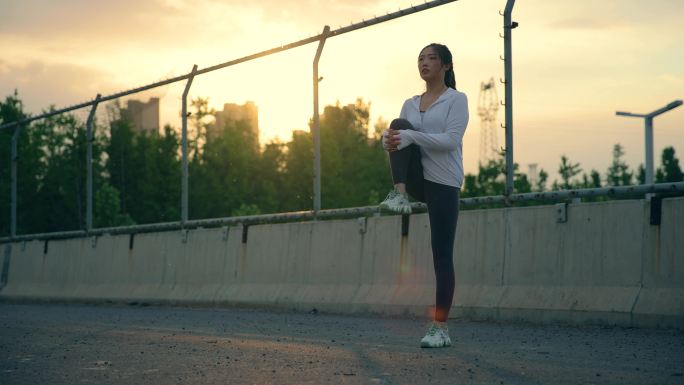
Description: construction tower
xmin=478 ymin=77 xmax=500 ymax=165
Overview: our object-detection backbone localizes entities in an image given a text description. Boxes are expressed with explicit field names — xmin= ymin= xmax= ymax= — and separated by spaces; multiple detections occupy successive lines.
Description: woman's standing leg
xmin=420 ymin=180 xmax=459 ymax=348
xmin=425 ymin=180 xmax=460 ymax=322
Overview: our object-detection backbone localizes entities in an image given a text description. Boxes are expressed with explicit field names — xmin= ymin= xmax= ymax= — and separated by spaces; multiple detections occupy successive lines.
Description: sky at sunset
xmin=1 ymin=0 xmax=683 ymax=182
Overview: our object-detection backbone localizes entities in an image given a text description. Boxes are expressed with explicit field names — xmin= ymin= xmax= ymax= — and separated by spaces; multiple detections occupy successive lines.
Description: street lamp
xmin=616 ymin=99 xmax=683 ymax=184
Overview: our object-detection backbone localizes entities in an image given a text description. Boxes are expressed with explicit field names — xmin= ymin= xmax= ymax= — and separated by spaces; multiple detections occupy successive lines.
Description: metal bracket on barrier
xmin=1 ymin=244 xmax=11 ymax=290
xmin=241 ymin=224 xmax=249 ymax=244
xmin=357 ymin=217 xmax=367 ymax=234
xmin=222 ymin=226 xmax=230 ymax=241
xmin=181 ymin=229 xmax=189 ymax=244
xmin=649 ymin=195 xmax=662 ymax=226
xmin=90 ymin=236 xmax=98 ymax=248
xmin=401 ymin=214 xmax=410 ymax=236
xmin=555 ymin=203 xmax=568 ymax=223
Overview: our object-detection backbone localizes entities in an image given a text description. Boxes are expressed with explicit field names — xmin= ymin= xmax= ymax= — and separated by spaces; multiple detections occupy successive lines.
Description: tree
xmin=94 ymin=182 xmax=134 ymax=228
xmin=144 ymin=125 xmax=182 ymax=222
xmin=513 ymin=172 xmax=532 ymax=194
xmin=191 ymin=118 xmax=260 ymax=218
xmin=188 ymin=96 xmax=216 ymax=160
xmin=467 ymin=157 xmax=505 ymax=197
xmin=282 ymin=129 xmax=313 ymax=211
xmin=637 ymin=164 xmax=645 ymax=184
xmin=0 ymin=91 xmax=31 ymax=235
xmin=606 ymin=144 xmax=632 ymax=186
xmin=255 ymin=141 xmax=286 ymax=213
xmin=318 ymin=99 xmax=391 ymax=209
xmin=106 ymin=106 xmax=181 ymax=224
xmin=35 ymin=112 xmax=89 ymax=232
xmin=1 ymin=93 xmax=132 ymax=234
xmin=556 ymin=155 xmax=582 ymax=190
xmin=590 ymin=169 xmax=601 ymax=188
xmin=535 ymin=169 xmax=549 ymax=192
xmin=462 ymin=153 xmax=534 ymax=197
xmin=461 ymin=174 xmax=479 ymax=197
xmin=656 ymin=146 xmax=683 ymax=182
xmin=367 ymin=117 xmax=393 ymax=204
xmin=373 ymin=117 xmax=388 ymax=141
xmin=574 ymin=169 xmax=601 ymax=189
xmin=105 ymin=107 xmax=136 ymax=216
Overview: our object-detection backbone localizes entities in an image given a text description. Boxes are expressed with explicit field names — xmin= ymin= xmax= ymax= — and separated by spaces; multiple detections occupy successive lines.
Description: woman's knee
xmin=390 ymin=118 xmax=414 ymax=131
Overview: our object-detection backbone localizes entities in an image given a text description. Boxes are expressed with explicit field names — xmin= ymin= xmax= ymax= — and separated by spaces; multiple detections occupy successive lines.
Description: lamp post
xmin=616 ymin=99 xmax=682 ymax=184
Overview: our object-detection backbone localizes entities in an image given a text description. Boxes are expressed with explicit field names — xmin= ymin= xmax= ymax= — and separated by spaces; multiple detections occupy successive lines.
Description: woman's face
xmin=418 ymin=46 xmax=447 ymax=83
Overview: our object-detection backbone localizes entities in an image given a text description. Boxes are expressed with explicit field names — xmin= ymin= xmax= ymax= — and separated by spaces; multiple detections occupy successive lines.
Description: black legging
xmin=388 ymin=118 xmax=460 ymax=323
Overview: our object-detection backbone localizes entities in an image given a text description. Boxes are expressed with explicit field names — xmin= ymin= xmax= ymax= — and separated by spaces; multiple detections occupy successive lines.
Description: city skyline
xmin=1 ymin=0 xmax=682 ymax=181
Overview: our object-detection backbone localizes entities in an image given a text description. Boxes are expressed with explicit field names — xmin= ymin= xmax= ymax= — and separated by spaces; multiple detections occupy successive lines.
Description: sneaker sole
xmin=420 ymin=343 xmax=449 ymax=348
xmin=378 ymin=204 xmax=411 ymax=214
xmin=420 ymin=341 xmax=450 ymax=348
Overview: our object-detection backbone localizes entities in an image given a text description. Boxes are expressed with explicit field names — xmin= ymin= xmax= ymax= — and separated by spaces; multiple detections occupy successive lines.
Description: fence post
xmin=182 ymin=64 xmax=198 ymax=224
xmin=10 ymin=124 xmax=21 ymax=238
xmin=312 ymin=25 xmax=330 ymax=213
xmin=85 ymin=94 xmax=101 ymax=232
xmin=1 ymin=123 xmax=17 ymax=237
xmin=503 ymin=0 xmax=517 ymax=198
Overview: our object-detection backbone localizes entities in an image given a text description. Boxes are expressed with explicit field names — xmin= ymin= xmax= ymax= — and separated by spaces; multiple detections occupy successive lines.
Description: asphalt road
xmin=1 ymin=302 xmax=683 ymax=385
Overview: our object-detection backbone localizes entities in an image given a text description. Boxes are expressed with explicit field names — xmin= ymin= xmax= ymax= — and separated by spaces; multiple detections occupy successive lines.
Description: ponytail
xmin=444 ymin=68 xmax=456 ymax=89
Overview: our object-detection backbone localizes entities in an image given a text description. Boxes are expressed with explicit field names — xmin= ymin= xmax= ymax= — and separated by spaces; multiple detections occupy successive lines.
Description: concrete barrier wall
xmin=2 ymin=197 xmax=683 ymax=328
xmin=633 ymin=197 xmax=684 ymax=326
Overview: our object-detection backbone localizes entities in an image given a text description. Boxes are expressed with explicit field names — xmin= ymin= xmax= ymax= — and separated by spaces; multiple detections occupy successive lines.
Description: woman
xmin=379 ymin=43 xmax=469 ymax=348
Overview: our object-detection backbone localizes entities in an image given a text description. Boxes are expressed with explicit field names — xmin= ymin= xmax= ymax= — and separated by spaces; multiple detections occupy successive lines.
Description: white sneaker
xmin=379 ymin=189 xmax=412 ymax=214
xmin=420 ymin=322 xmax=451 ymax=348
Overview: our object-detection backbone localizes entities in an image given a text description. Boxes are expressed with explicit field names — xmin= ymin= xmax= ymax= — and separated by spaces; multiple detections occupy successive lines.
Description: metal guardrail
xmin=1 ymin=182 xmax=682 ymax=243
xmin=458 ymin=181 xmax=684 ymax=205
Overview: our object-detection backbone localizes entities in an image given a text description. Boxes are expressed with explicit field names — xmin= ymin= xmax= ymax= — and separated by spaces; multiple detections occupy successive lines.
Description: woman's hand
xmin=383 ymin=129 xmax=403 ymax=152
xmin=383 ymin=129 xmax=414 ymax=152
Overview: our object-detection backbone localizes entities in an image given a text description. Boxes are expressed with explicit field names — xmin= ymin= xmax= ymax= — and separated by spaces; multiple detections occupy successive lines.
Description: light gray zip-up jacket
xmin=397 ymin=87 xmax=469 ymax=188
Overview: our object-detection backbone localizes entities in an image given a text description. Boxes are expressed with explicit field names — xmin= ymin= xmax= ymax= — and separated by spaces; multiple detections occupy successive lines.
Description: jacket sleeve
xmin=399 ymin=99 xmax=408 ymax=120
xmin=402 ymin=94 xmax=468 ymax=152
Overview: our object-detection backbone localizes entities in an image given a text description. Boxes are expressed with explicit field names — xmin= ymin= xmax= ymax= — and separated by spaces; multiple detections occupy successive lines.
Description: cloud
xmin=0 ymin=60 xmax=119 ymax=114
xmin=0 ymin=0 xmax=180 ymax=38
xmin=256 ymin=0 xmax=385 ymax=27
xmin=658 ymin=74 xmax=684 ymax=86
xmin=0 ymin=0 xmax=394 ymax=77
xmin=0 ymin=0 xmax=385 ymax=48
xmin=541 ymin=0 xmax=683 ymax=31
xmin=0 ymin=0 xmax=390 ymax=116
xmin=549 ymin=18 xmax=623 ymax=31
xmin=0 ymin=0 xmax=245 ymax=56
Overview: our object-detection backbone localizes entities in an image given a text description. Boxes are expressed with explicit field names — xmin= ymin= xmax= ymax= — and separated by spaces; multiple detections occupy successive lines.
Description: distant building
xmin=211 ymin=101 xmax=259 ymax=144
xmin=124 ymin=97 xmax=160 ymax=135
xmin=528 ymin=163 xmax=538 ymax=187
